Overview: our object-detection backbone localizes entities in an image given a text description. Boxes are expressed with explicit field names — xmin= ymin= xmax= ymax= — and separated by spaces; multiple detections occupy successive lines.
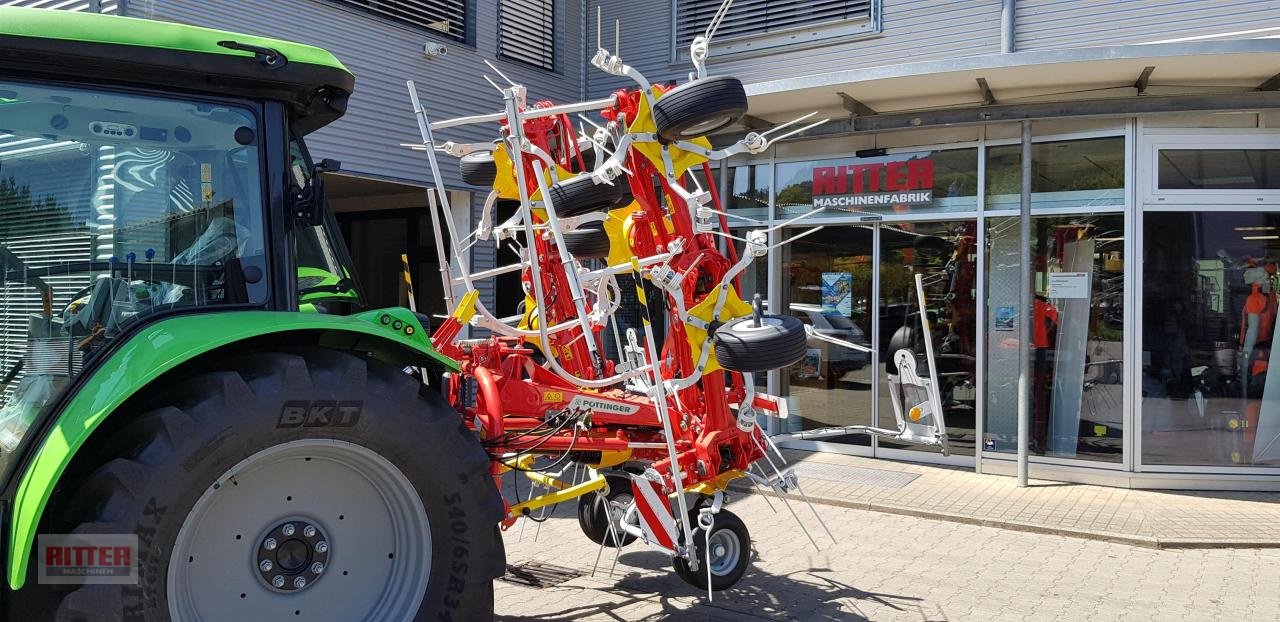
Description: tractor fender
xmin=6 ymin=308 xmax=457 ymax=590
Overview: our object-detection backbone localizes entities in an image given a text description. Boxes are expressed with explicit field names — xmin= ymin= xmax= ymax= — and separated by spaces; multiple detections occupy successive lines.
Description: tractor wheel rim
xmin=707 ymin=528 xmax=741 ymax=576
xmin=168 ymin=439 xmax=431 ymax=622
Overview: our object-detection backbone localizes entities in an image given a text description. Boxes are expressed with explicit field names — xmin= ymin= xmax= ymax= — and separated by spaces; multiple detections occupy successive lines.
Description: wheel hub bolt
xmin=258 ymin=519 xmax=329 ymax=593
xmin=714 ymin=545 xmax=726 ymax=557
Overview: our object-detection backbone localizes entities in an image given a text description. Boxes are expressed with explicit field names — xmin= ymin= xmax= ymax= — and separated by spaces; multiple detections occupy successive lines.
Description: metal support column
xmin=1000 ymin=0 xmax=1016 ymax=54
xmin=1016 ymin=120 xmax=1032 ymax=487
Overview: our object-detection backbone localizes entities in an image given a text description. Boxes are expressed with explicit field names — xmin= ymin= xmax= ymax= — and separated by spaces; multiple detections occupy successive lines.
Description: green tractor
xmin=0 ymin=7 xmax=503 ymax=620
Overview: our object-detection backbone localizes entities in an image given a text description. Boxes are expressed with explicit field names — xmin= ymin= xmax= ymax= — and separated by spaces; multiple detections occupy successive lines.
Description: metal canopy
xmin=739 ymin=40 xmax=1280 ymax=128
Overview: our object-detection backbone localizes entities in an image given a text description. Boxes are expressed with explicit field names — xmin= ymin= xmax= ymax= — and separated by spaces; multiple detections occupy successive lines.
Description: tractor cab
xmin=0 ymin=7 xmax=357 ymax=478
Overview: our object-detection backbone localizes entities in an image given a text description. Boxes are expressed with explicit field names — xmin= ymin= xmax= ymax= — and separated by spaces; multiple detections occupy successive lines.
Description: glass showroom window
xmin=774 ymin=148 xmax=978 ymax=220
xmin=986 ymin=137 xmax=1125 ymax=211
xmin=985 ymin=214 xmax=1126 ymax=463
xmin=778 ymin=225 xmax=875 ymax=444
xmin=1141 ymin=212 xmax=1280 ymax=467
xmin=724 ymin=163 xmax=769 ymax=221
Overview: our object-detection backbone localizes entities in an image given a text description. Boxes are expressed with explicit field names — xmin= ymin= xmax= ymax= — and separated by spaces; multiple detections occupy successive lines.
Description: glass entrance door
xmin=877 ymin=220 xmax=979 ymax=459
xmin=776 ymin=220 xmax=979 ymax=462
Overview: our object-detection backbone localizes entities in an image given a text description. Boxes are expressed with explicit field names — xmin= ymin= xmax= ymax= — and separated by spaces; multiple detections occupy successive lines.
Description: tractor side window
xmin=290 ymin=138 xmax=361 ymax=313
xmin=0 ymin=79 xmax=269 ymax=476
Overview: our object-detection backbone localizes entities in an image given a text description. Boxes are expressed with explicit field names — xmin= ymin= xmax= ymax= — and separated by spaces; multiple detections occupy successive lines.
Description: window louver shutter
xmin=325 ymin=0 xmax=467 ymax=42
xmin=0 ymin=0 xmax=117 ymax=12
xmin=675 ymin=0 xmax=872 ymax=49
xmin=500 ymin=0 xmax=555 ymax=70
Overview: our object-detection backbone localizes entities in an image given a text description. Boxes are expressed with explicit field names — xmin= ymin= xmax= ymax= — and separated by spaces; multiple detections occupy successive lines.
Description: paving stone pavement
xmin=754 ymin=450 xmax=1280 ymax=547
xmin=494 ymin=493 xmax=1280 ymax=621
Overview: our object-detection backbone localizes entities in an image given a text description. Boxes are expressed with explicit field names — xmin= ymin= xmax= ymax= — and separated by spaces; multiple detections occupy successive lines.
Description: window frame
xmin=318 ymin=0 xmax=473 ymax=44
xmin=498 ymin=0 xmax=556 ymax=72
xmin=1140 ymin=132 xmax=1280 ymax=207
xmin=669 ymin=0 xmax=882 ymax=62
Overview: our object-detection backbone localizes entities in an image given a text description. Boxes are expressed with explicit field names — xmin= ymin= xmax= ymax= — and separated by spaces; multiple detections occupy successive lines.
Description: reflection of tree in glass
xmin=776 ymin=180 xmax=813 ymax=207
xmin=0 ymin=163 xmax=76 ymax=238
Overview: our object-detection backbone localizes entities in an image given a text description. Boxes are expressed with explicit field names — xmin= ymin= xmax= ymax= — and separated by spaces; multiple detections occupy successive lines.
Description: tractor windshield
xmin=0 ymin=79 xmax=268 ymax=470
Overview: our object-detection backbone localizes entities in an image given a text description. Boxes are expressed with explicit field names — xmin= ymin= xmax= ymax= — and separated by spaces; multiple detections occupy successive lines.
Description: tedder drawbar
xmin=405 ymin=1 xmax=953 ymax=595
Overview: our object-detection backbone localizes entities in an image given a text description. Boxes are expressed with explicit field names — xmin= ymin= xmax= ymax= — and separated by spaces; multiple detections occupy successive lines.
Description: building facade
xmin=11 ymin=0 xmax=1280 ymax=489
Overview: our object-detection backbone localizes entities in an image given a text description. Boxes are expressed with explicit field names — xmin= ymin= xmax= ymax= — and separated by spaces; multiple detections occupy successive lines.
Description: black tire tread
xmin=460 ymin=150 xmax=498 ymax=187
xmin=576 ymin=475 xmax=637 ymax=547
xmin=652 ymin=76 xmax=748 ymax=142
xmin=713 ymin=315 xmax=808 ymax=373
xmin=672 ymin=509 xmax=751 ymax=591
xmin=561 ymin=222 xmax=611 ymax=260
xmin=41 ymin=348 xmax=503 ymax=622
xmin=546 ymin=174 xmax=630 ymax=218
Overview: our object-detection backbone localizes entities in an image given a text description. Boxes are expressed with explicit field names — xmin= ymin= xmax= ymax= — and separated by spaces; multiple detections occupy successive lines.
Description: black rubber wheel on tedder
xmin=460 ymin=150 xmax=498 ymax=187
xmin=673 ymin=509 xmax=751 ymax=591
xmin=576 ymin=475 xmax=638 ymax=548
xmin=652 ymin=76 xmax=748 ymax=143
xmin=560 ymin=221 xmax=611 ymax=260
xmin=545 ymin=174 xmax=631 ymax=217
xmin=713 ymin=314 xmax=808 ymax=373
xmin=35 ymin=347 xmax=505 ymax=622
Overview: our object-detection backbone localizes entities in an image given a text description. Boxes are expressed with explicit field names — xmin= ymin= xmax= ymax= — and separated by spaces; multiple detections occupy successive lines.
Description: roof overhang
xmin=741 ymin=40 xmax=1280 ymax=127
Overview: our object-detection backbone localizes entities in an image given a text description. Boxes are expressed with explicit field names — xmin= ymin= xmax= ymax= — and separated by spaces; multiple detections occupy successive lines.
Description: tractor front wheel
xmin=41 ymin=347 xmax=504 ymax=622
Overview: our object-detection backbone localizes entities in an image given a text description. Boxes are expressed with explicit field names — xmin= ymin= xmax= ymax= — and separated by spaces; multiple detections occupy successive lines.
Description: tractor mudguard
xmin=5 ymin=308 xmax=456 ymax=590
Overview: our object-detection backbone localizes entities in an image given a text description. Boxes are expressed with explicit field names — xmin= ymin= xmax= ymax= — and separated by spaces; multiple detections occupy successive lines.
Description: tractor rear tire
xmin=40 ymin=347 xmax=504 ymax=622
xmin=546 ymin=174 xmax=631 ymax=217
xmin=672 ymin=509 xmax=751 ymax=591
xmin=653 ymin=76 xmax=748 ymax=143
xmin=460 ymin=150 xmax=498 ymax=187
xmin=560 ymin=222 xmax=611 ymax=260
xmin=714 ymin=315 xmax=808 ymax=373
xmin=576 ymin=475 xmax=637 ymax=548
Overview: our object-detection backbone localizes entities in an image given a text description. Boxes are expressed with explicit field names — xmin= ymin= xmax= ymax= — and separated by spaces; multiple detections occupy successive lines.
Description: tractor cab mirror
xmin=292 ymin=159 xmax=340 ymax=226
xmin=316 ymin=158 xmax=341 ymax=174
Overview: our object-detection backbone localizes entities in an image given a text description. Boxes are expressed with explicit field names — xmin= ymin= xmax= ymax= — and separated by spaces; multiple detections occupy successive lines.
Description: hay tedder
xmin=405 ymin=3 xmax=949 ymax=594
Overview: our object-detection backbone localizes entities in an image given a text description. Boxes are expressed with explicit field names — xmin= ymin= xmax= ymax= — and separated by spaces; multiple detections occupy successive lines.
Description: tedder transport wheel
xmin=576 ymin=475 xmax=637 ymax=548
xmin=652 ymin=76 xmax=748 ymax=143
xmin=460 ymin=150 xmax=498 ymax=187
xmin=42 ymin=347 xmax=504 ymax=622
xmin=673 ymin=509 xmax=751 ymax=591
xmin=560 ymin=221 xmax=611 ymax=260
xmin=713 ymin=315 xmax=808 ymax=373
xmin=546 ymin=174 xmax=631 ymax=217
